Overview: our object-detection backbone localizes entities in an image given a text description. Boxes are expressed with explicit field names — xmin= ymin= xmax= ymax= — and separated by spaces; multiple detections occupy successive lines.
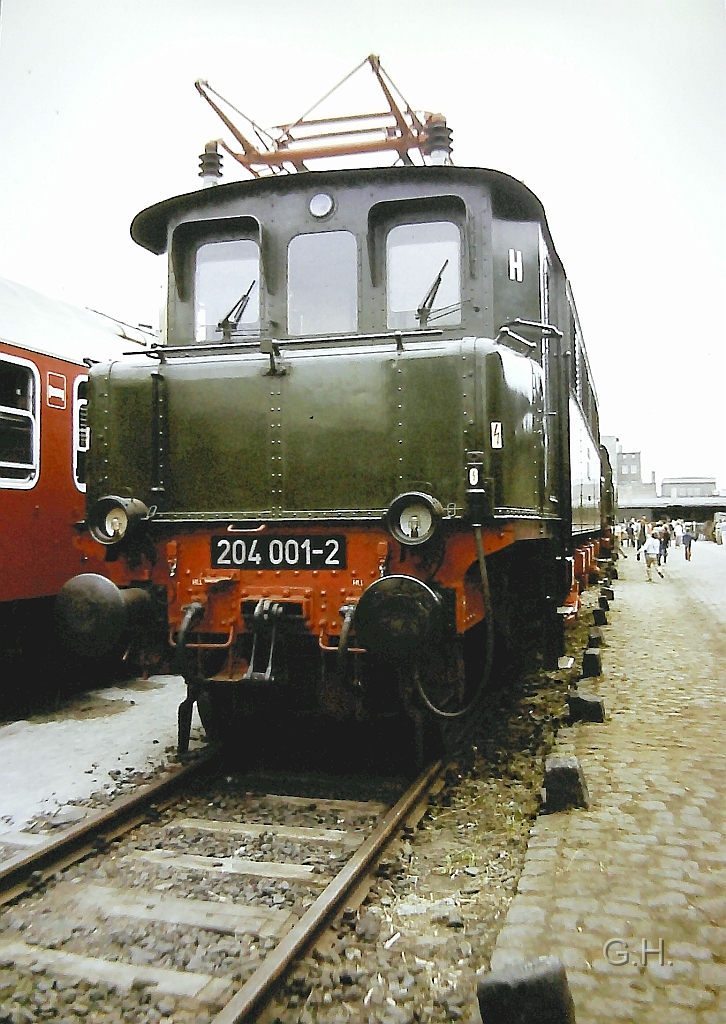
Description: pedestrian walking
xmin=674 ymin=520 xmax=684 ymax=548
xmin=636 ymin=518 xmax=647 ymax=560
xmin=626 ymin=521 xmax=635 ymax=548
xmin=615 ymin=522 xmax=628 ymax=559
xmin=659 ymin=523 xmax=671 ymax=565
xmin=683 ymin=528 xmax=695 ymax=561
xmin=642 ymin=531 xmax=663 ymax=581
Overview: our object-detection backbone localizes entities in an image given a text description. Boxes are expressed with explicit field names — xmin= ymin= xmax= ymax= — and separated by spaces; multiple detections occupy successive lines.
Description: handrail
xmin=495 ymin=317 xmax=564 ymax=344
xmin=125 ymin=328 xmax=444 ymax=359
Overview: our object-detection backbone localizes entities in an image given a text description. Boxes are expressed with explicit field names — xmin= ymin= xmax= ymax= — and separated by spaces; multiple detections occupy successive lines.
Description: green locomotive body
xmin=59 ymin=166 xmax=609 ymax=758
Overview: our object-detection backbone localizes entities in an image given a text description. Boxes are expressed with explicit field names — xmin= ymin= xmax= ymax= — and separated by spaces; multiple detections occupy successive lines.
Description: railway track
xmin=0 ymin=755 xmax=443 ymax=1023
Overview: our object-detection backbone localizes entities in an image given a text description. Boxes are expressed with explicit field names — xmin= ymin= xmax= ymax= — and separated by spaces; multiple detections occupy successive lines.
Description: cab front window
xmin=387 ymin=221 xmax=461 ymax=329
xmin=288 ymin=230 xmax=358 ymax=336
xmin=194 ymin=238 xmax=260 ymax=343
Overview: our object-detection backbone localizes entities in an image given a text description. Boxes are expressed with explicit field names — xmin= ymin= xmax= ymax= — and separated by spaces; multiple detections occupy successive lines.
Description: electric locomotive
xmin=57 ymin=60 xmax=611 ymax=759
xmin=57 ymin=161 xmax=610 ymax=756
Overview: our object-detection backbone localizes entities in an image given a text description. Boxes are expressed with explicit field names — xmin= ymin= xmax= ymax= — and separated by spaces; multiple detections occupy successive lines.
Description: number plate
xmin=211 ymin=534 xmax=347 ymax=570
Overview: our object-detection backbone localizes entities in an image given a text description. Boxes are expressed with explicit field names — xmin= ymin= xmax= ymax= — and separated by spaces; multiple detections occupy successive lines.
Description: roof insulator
xmin=423 ymin=113 xmax=453 ymax=166
xmin=198 ymin=141 xmax=223 ymax=186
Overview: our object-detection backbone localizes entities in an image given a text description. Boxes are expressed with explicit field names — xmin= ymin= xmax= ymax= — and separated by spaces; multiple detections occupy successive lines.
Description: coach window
xmin=73 ymin=376 xmax=89 ymax=492
xmin=387 ymin=221 xmax=461 ymax=329
xmin=0 ymin=355 xmax=39 ymax=488
xmin=194 ymin=238 xmax=260 ymax=343
xmin=288 ymin=230 xmax=357 ymax=336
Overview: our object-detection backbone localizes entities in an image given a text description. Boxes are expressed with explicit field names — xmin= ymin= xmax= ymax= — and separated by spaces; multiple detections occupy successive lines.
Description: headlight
xmin=386 ymin=492 xmax=443 ymax=546
xmin=105 ymin=506 xmax=128 ymax=539
xmin=88 ymin=496 xmax=149 ymax=546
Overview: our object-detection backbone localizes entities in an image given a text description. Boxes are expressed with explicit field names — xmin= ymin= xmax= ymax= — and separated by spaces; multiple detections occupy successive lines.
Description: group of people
xmin=622 ymin=518 xmax=696 ymax=582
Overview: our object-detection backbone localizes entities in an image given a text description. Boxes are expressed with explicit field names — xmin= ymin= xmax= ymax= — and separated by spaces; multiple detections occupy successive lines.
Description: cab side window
xmin=0 ymin=355 xmax=39 ymax=488
xmin=387 ymin=221 xmax=461 ymax=329
xmin=73 ymin=376 xmax=89 ymax=492
xmin=194 ymin=238 xmax=260 ymax=342
xmin=288 ymin=230 xmax=358 ymax=336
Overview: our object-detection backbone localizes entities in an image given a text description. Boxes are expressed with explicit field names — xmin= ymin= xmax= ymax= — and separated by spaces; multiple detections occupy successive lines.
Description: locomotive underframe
xmin=67 ymin=514 xmax=603 ymax=760
xmin=76 ymin=518 xmax=569 ymax=654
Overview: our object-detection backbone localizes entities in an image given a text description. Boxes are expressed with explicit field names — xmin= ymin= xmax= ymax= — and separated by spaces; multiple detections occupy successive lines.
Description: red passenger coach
xmin=0 ymin=277 xmax=148 ymax=682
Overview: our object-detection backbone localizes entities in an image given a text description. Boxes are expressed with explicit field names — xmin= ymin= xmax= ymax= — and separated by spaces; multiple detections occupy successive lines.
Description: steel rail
xmin=213 ymin=759 xmax=443 ymax=1024
xmin=0 ymin=749 xmax=223 ymax=906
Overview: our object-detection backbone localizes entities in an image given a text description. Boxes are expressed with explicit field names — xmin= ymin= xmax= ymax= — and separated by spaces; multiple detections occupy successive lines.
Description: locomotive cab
xmin=61 ymin=166 xmax=607 ymax=762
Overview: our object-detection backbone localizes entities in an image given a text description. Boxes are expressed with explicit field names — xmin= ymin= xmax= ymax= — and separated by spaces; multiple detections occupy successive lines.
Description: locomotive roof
xmin=0 ymin=276 xmax=149 ymax=366
xmin=131 ymin=165 xmax=564 ymax=271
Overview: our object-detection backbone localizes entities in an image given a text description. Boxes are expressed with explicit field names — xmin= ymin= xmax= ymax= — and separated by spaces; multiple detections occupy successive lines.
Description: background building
xmin=618 ymin=451 xmax=641 ymax=487
xmin=600 ymin=436 xmax=725 ymax=525
xmin=661 ymin=478 xmax=717 ymax=499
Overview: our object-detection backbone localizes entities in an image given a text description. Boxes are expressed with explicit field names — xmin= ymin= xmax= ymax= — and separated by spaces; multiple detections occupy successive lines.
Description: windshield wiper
xmin=218 ymin=279 xmax=257 ymax=340
xmin=425 ymin=301 xmax=462 ymax=325
xmin=416 ymin=260 xmax=448 ymax=328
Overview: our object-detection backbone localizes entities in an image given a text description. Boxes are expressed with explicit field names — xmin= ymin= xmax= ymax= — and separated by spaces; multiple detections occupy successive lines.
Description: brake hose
xmin=176 ymin=601 xmax=205 ymax=678
xmin=176 ymin=601 xmax=205 ymax=756
xmin=414 ymin=526 xmax=494 ymax=718
xmin=337 ymin=604 xmax=356 ymax=677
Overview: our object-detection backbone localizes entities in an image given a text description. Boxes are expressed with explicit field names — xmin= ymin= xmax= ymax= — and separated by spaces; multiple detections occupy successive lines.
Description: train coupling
xmin=243 ymin=599 xmax=285 ymax=683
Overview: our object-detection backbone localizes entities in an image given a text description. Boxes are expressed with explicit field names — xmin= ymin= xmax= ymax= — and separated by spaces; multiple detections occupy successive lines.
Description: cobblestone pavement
xmin=489 ymin=542 xmax=726 ymax=1023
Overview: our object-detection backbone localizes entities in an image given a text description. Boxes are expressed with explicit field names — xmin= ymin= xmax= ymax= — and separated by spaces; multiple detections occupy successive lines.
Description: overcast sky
xmin=0 ymin=0 xmax=724 ymax=486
